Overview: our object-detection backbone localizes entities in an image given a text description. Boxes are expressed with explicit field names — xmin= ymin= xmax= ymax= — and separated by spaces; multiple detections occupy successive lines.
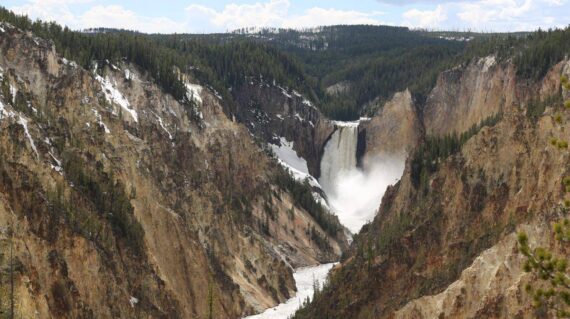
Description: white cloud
xmin=186 ymin=0 xmax=386 ymax=32
xmin=186 ymin=0 xmax=289 ymax=31
xmin=457 ymin=0 xmax=531 ymax=23
xmin=402 ymin=5 xmax=447 ymax=28
xmin=455 ymin=0 xmax=565 ymax=31
xmin=8 ymin=0 xmax=570 ymax=33
xmin=284 ymin=8 xmax=386 ymax=29
xmin=11 ymin=0 xmax=184 ymax=33
xmin=11 ymin=0 xmax=92 ymax=27
xmin=79 ymin=5 xmax=185 ymax=33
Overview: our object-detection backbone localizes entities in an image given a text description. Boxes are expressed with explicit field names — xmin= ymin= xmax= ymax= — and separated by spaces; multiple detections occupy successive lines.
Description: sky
xmin=2 ymin=0 xmax=568 ymax=34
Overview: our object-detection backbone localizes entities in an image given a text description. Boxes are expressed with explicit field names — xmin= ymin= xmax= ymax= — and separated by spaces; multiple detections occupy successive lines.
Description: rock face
xmin=360 ymin=56 xmax=516 ymax=164
xmin=232 ymin=81 xmax=334 ymax=178
xmin=0 ymin=23 xmax=347 ymax=318
xmin=294 ymin=58 xmax=570 ymax=319
xmin=360 ymin=89 xmax=421 ymax=166
xmin=394 ymin=221 xmax=548 ymax=319
xmin=423 ymin=56 xmax=515 ymax=136
xmin=325 ymin=81 xmax=352 ymax=96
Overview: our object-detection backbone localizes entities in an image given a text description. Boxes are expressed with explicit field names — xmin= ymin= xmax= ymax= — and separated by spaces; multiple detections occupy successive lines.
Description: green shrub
xmin=62 ymin=152 xmax=145 ymax=256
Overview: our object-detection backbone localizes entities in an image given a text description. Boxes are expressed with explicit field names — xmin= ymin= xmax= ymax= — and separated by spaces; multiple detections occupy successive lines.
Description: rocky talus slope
xmin=0 ymin=23 xmax=347 ymax=318
xmin=294 ymin=57 xmax=570 ymax=319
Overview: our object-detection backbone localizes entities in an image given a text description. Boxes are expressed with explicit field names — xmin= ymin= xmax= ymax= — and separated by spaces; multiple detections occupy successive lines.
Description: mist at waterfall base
xmin=318 ymin=122 xmax=404 ymax=233
xmin=323 ymin=157 xmax=404 ymax=233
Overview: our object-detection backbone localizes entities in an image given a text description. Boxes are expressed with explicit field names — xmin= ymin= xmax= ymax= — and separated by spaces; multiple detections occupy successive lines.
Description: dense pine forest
xmin=1 ymin=6 xmax=569 ymax=120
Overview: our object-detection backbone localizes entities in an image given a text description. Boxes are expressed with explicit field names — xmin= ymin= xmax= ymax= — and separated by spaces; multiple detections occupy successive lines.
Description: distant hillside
xmin=1 ymin=6 xmax=567 ymax=122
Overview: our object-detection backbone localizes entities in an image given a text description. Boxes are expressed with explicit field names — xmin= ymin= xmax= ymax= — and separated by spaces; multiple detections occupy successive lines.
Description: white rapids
xmin=243 ymin=263 xmax=336 ymax=319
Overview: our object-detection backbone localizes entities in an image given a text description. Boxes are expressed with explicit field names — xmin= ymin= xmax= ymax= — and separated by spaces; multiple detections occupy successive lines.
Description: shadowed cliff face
xmin=293 ymin=57 xmax=570 ymax=319
xmin=0 ymin=23 xmax=347 ymax=318
xmin=232 ymin=81 xmax=335 ymax=178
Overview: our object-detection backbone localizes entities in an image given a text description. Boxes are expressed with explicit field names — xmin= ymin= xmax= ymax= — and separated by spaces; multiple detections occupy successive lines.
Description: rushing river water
xmin=243 ymin=263 xmax=336 ymax=319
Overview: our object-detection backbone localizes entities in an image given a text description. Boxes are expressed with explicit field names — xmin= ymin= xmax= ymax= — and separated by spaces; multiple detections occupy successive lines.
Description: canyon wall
xmin=294 ymin=57 xmax=570 ymax=319
xmin=0 ymin=23 xmax=347 ymax=318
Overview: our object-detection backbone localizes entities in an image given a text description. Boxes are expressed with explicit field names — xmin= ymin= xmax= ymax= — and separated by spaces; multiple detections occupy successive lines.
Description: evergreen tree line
xmin=1 ymin=6 xmax=568 ymax=122
xmin=0 ymin=7 xmax=317 ymax=115
xmin=411 ymin=112 xmax=503 ymax=188
xmin=272 ymin=168 xmax=341 ymax=237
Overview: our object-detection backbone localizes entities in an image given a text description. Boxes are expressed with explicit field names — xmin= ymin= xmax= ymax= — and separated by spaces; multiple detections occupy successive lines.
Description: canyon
xmin=0 ymin=11 xmax=568 ymax=319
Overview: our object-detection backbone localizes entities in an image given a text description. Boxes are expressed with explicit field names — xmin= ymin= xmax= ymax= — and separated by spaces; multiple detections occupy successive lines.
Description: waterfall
xmin=319 ymin=120 xmax=405 ymax=233
xmin=319 ymin=122 xmax=359 ymax=196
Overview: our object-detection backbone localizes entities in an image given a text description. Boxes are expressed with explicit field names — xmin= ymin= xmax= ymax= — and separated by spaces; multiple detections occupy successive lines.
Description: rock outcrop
xmin=359 ymin=89 xmax=421 ymax=167
xmin=423 ymin=56 xmax=515 ymax=136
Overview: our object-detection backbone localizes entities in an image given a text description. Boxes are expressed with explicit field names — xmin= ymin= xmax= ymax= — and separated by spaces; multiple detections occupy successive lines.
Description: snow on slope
xmin=270 ymin=137 xmax=331 ymax=210
xmin=95 ymin=74 xmax=138 ymax=122
xmin=270 ymin=137 xmax=321 ymax=189
xmin=17 ymin=115 xmax=38 ymax=158
xmin=185 ymin=83 xmax=203 ymax=105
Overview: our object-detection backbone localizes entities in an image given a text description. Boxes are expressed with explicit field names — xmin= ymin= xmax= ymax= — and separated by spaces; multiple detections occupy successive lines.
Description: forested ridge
xmin=1 ymin=6 xmax=568 ymax=120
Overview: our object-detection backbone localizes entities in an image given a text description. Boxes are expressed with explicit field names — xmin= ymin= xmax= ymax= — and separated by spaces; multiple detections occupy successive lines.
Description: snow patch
xmin=271 ymin=138 xmax=309 ymax=175
xmin=294 ymin=113 xmax=306 ymax=122
xmin=155 ymin=113 xmax=173 ymax=140
xmin=18 ymin=116 xmax=39 ymax=158
xmin=49 ymin=151 xmax=63 ymax=173
xmin=185 ymin=83 xmax=203 ymax=105
xmin=95 ymin=74 xmax=138 ymax=122
xmin=61 ymin=58 xmax=78 ymax=68
xmin=270 ymin=137 xmax=322 ymax=190
xmin=129 ymin=296 xmax=139 ymax=308
xmin=0 ymin=100 xmax=11 ymax=119
xmin=9 ymin=85 xmax=17 ymax=104
xmin=92 ymin=109 xmax=110 ymax=134
xmin=124 ymin=69 xmax=135 ymax=81
xmin=277 ymin=86 xmax=292 ymax=99
xmin=207 ymin=85 xmax=223 ymax=100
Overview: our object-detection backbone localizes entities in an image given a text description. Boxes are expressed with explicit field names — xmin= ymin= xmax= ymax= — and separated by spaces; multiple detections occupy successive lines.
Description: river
xmin=243 ymin=263 xmax=336 ymax=319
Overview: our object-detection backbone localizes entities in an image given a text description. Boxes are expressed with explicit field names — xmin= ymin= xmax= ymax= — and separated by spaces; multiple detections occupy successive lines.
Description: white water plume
xmin=326 ymin=157 xmax=404 ymax=233
xmin=319 ymin=122 xmax=405 ymax=233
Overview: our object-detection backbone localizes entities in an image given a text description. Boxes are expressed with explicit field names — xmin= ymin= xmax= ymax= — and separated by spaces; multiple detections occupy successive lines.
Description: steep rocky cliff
xmin=232 ymin=81 xmax=335 ymax=178
xmin=294 ymin=57 xmax=570 ymax=319
xmin=423 ymin=55 xmax=515 ymax=136
xmin=359 ymin=89 xmax=421 ymax=167
xmin=360 ymin=55 xmax=513 ymax=165
xmin=0 ymin=23 xmax=347 ymax=318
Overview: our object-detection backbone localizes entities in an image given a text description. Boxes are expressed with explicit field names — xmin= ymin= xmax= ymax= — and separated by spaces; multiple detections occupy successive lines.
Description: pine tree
xmin=518 ymin=75 xmax=570 ymax=317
